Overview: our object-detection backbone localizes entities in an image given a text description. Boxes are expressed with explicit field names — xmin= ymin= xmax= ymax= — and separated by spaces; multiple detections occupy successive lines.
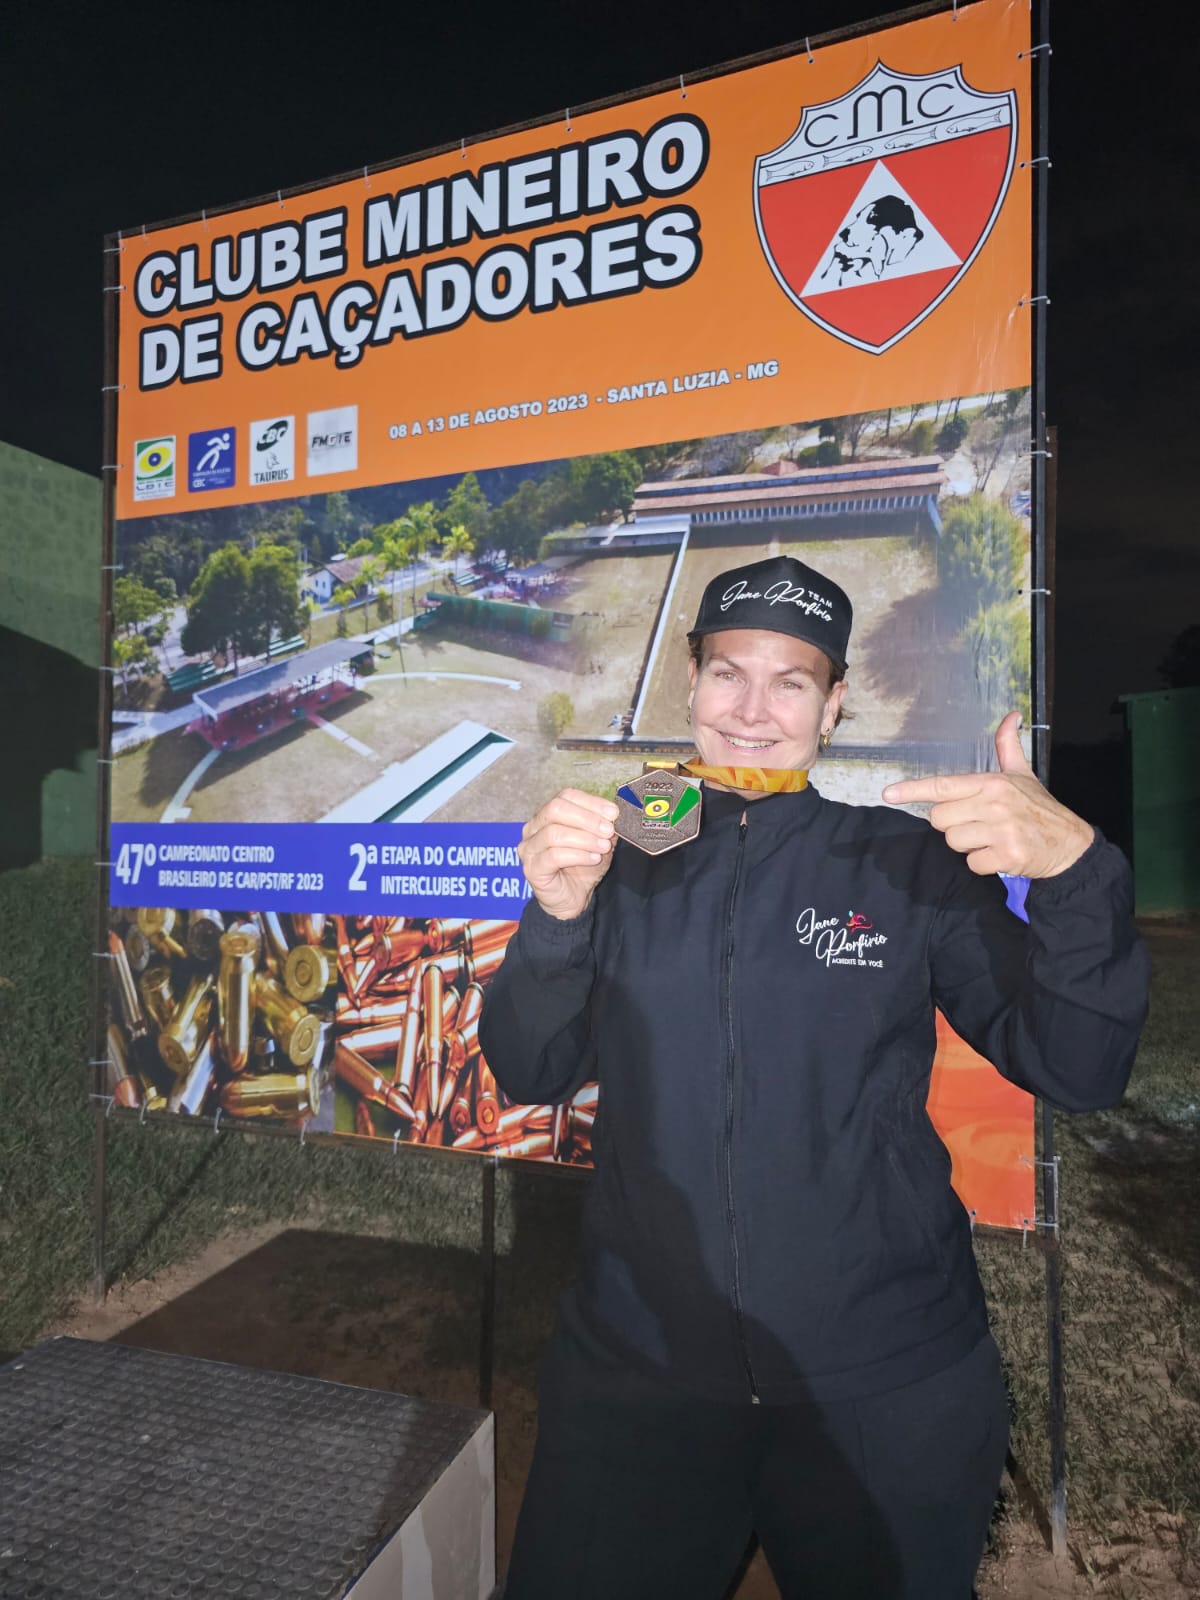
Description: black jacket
xmin=479 ymin=784 xmax=1148 ymax=1404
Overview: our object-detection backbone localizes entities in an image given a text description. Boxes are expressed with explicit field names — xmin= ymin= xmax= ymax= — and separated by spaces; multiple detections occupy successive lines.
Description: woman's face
xmin=687 ymin=629 xmax=846 ymax=771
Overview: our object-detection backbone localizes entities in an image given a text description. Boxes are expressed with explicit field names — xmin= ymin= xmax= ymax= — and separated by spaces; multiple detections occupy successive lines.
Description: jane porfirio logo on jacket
xmin=795 ymin=907 xmax=889 ymax=969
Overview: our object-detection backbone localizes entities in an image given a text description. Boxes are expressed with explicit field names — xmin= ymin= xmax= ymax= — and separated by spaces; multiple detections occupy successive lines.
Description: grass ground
xmin=1 ymin=861 xmax=1196 ymax=1592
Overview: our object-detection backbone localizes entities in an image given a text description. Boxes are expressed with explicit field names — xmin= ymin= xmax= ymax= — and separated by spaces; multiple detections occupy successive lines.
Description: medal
xmin=615 ymin=766 xmax=702 ymax=855
xmin=615 ymin=760 xmax=810 ymax=855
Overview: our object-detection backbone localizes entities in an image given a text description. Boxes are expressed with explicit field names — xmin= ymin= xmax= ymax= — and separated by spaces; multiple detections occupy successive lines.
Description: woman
xmin=479 ymin=554 xmax=1147 ymax=1599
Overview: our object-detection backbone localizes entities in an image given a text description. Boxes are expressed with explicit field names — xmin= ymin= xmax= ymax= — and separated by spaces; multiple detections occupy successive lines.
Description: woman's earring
xmin=686 ymin=704 xmax=692 ymax=725
xmin=819 ymin=729 xmax=832 ymax=749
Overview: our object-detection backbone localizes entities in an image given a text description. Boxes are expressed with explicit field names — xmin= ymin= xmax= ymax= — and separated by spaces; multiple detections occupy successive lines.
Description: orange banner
xmin=115 ymin=0 xmax=1031 ymax=518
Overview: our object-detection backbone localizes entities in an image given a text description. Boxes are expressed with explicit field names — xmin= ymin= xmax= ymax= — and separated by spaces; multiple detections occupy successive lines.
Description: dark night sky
xmin=2 ymin=0 xmax=1195 ymax=744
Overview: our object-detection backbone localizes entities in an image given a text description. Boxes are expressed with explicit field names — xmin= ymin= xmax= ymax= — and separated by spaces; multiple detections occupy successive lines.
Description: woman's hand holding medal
xmin=519 ymin=789 xmax=620 ymax=921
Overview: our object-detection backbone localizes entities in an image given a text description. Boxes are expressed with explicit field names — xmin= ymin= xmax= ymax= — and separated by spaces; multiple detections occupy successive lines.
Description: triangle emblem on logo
xmin=754 ymin=62 xmax=1017 ymax=355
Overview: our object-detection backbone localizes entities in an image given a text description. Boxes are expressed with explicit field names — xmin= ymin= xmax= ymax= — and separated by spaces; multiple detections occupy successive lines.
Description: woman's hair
xmin=687 ymin=633 xmax=852 ymax=731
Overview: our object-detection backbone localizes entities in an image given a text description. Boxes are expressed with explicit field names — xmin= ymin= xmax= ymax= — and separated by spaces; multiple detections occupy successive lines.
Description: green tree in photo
xmin=113 ymin=632 xmax=155 ymax=695
xmin=961 ymin=600 xmax=1031 ymax=723
xmin=246 ymin=543 xmax=304 ymax=651
xmin=567 ymin=451 xmax=642 ymax=523
xmin=909 ymin=419 xmax=935 ymax=455
xmin=357 ymin=556 xmax=384 ymax=626
xmin=443 ymin=521 xmax=475 ymax=578
xmin=935 ymin=414 xmax=970 ymax=455
xmin=938 ymin=495 xmax=1026 ymax=630
xmin=181 ymin=545 xmax=252 ymax=671
xmin=537 ymin=691 xmax=575 ymax=741
xmin=332 ymin=584 xmax=355 ymax=638
xmin=439 ymin=470 xmax=492 ymax=546
xmin=112 ymin=575 xmax=162 ymax=635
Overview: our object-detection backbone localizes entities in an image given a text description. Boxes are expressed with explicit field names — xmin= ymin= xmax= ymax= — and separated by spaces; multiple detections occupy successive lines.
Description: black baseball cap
xmin=689 ymin=555 xmax=853 ymax=671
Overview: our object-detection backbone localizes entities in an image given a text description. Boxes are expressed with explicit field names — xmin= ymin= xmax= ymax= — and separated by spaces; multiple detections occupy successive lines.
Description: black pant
xmin=505 ymin=1319 xmax=1009 ymax=1599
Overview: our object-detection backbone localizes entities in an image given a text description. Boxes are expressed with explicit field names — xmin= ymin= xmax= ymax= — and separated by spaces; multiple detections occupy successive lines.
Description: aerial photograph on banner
xmin=110 ymin=386 xmax=1032 ymax=829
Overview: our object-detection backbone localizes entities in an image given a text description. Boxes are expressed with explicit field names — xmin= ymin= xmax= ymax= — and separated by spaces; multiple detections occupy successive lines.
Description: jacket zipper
xmin=723 ymin=816 xmax=760 ymax=1403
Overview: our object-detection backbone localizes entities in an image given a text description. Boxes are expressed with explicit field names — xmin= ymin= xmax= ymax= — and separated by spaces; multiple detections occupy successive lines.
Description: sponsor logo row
xmin=132 ymin=405 xmax=358 ymax=503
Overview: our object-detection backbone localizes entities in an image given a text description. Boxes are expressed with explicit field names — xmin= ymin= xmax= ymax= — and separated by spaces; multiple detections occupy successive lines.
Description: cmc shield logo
xmin=754 ymin=62 xmax=1016 ymax=354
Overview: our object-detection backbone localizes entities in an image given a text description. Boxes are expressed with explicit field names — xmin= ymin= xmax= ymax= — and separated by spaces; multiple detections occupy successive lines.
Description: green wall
xmin=0 ymin=440 xmax=102 ymax=867
xmin=1119 ymin=687 xmax=1200 ymax=916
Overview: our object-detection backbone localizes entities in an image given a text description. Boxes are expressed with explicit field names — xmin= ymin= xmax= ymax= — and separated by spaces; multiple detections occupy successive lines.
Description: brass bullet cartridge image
xmin=104 ymin=1023 xmax=143 ymax=1109
xmin=108 ymin=932 xmax=149 ymax=1041
xmin=253 ymin=972 xmax=322 ymax=1068
xmin=108 ymin=908 xmax=594 ymax=1162
xmin=218 ymin=927 xmax=260 ymax=1073
xmin=219 ymin=1067 xmax=320 ymax=1119
xmin=187 ymin=909 xmax=226 ymax=964
xmin=136 ymin=906 xmax=187 ymax=962
xmin=168 ymin=1036 xmax=218 ymax=1116
xmin=123 ymin=925 xmax=153 ymax=974
xmin=255 ymin=911 xmax=292 ymax=975
xmin=139 ymin=964 xmax=177 ymax=1034
xmin=158 ymin=971 xmax=215 ymax=1081
xmin=284 ymin=941 xmax=337 ymax=1004
xmin=291 ymin=912 xmax=326 ymax=944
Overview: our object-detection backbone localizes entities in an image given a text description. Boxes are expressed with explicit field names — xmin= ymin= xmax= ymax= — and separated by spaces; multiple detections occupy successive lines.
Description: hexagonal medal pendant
xmin=614 ymin=765 xmax=702 ymax=855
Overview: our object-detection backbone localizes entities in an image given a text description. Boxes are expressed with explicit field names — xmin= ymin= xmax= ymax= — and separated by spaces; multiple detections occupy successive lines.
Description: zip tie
xmin=805 ymin=36 xmax=814 ymax=63
xmin=100 ymin=463 xmax=122 ymax=472
xmin=94 ymin=950 xmax=118 ymax=959
xmin=952 ymin=0 xmax=958 ymax=17
xmin=1029 ymin=723 xmax=1050 ymax=731
xmin=565 ymin=107 xmax=572 ymax=132
xmin=363 ymin=166 xmax=370 ymax=189
xmin=277 ymin=190 xmax=284 ymax=208
xmin=299 ymin=1121 xmax=308 ymax=1146
xmin=1017 ymin=295 xmax=1050 ymax=306
xmin=461 ymin=137 xmax=466 ymax=160
xmin=1020 ymin=449 xmax=1053 ymax=459
xmin=1021 ymin=1219 xmax=1030 ymax=1248
xmin=1018 ymin=43 xmax=1052 ymax=58
xmin=95 ymin=860 xmax=112 ymax=869
xmin=1020 ymin=156 xmax=1052 ymax=169
xmin=392 ymin=1128 xmax=403 ymax=1155
xmin=679 ymin=74 xmax=687 ymax=98
xmin=103 ymin=243 xmax=125 ymax=255
xmin=100 ymin=384 xmax=125 ymax=393
xmin=102 ymin=285 xmax=126 ymax=294
xmin=96 ymin=758 xmax=116 ymax=766
xmin=138 ymin=1098 xmax=150 ymax=1124
xmin=969 ymin=1208 xmax=977 ymax=1237
xmin=98 ymin=664 xmax=119 ymax=674
xmin=1029 ymin=587 xmax=1051 ymax=595
xmin=201 ymin=208 xmax=208 ymax=230
xmin=106 ymin=1096 xmax=117 ymax=1118
xmin=213 ymin=1106 xmax=223 ymax=1134
xmin=100 ymin=563 xmax=123 ymax=571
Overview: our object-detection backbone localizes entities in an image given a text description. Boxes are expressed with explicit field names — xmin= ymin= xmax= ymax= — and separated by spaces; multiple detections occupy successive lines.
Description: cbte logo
xmin=188 ymin=428 xmax=236 ymax=492
xmin=754 ymin=63 xmax=1017 ymax=353
xmin=307 ymin=405 xmax=358 ymax=477
xmin=133 ymin=436 xmax=175 ymax=501
xmin=250 ymin=415 xmax=295 ymax=486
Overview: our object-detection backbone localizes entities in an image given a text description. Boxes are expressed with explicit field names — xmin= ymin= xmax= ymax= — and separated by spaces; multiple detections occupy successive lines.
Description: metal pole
xmin=92 ymin=225 xmax=122 ymax=1307
xmin=92 ymin=1102 xmax=109 ymax=1303
xmin=479 ymin=1153 xmax=498 ymax=1410
xmin=1042 ymin=1112 xmax=1067 ymax=1558
xmin=1029 ymin=0 xmax=1067 ymax=1560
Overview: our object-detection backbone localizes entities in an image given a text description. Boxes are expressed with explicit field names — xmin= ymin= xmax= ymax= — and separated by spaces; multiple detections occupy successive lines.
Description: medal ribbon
xmin=645 ymin=760 xmax=809 ymax=793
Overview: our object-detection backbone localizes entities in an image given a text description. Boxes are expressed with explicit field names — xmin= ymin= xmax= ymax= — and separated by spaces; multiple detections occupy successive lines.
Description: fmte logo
xmin=754 ymin=63 xmax=1016 ymax=354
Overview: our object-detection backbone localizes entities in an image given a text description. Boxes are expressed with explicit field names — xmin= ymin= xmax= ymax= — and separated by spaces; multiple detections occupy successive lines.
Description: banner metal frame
xmin=90 ymin=0 xmax=1069 ymax=1554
